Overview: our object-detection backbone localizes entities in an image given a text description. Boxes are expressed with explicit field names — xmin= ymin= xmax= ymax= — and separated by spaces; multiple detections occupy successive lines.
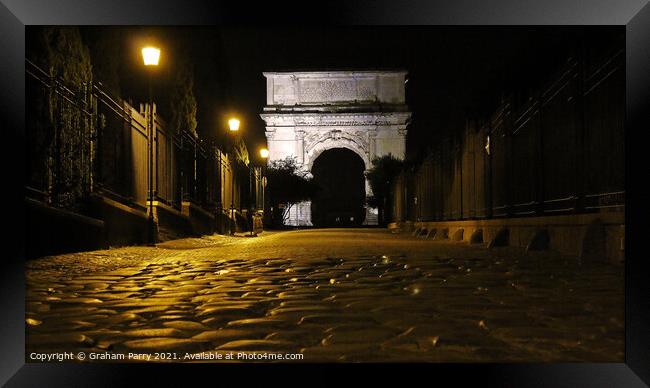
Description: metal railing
xmin=25 ymin=59 xmax=242 ymax=222
xmin=390 ymin=50 xmax=625 ymax=223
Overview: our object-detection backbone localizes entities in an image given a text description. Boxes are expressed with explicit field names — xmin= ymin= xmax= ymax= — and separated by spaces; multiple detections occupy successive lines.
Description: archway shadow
xmin=311 ymin=148 xmax=366 ymax=227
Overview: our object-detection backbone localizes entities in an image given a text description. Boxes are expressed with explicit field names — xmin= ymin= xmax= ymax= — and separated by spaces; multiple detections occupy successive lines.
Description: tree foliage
xmin=365 ymin=153 xmax=405 ymax=226
xmin=231 ymin=136 xmax=250 ymax=166
xmin=84 ymin=28 xmax=122 ymax=98
xmin=41 ymin=27 xmax=93 ymax=90
xmin=26 ymin=27 xmax=94 ymax=211
xmin=169 ymin=53 xmax=198 ymax=137
xmin=266 ymin=157 xmax=319 ymax=227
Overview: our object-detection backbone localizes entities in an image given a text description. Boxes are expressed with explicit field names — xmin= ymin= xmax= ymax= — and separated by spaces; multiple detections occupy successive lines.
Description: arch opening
xmin=310 ymin=148 xmax=366 ymax=227
xmin=306 ymin=139 xmax=370 ymax=172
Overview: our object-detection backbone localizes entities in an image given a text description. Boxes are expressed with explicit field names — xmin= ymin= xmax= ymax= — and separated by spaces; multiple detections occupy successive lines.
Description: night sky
xmin=80 ymin=26 xmax=622 ymax=163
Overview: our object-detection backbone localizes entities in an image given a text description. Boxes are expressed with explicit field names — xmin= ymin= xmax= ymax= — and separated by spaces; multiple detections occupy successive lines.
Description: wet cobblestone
xmin=26 ymin=229 xmax=624 ymax=362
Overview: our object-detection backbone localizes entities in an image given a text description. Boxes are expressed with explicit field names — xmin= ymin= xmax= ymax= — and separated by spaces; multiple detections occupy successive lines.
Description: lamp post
xmin=248 ymin=162 xmax=254 ymax=236
xmin=260 ymin=148 xmax=269 ymax=229
xmin=141 ymin=46 xmax=160 ymax=245
xmin=228 ymin=118 xmax=240 ymax=235
xmin=246 ymin=148 xmax=269 ymax=236
xmin=226 ymin=119 xmax=268 ymax=236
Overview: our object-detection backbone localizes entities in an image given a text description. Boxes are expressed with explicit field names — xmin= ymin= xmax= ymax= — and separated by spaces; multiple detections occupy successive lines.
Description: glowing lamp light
xmin=228 ymin=118 xmax=240 ymax=131
xmin=141 ymin=47 xmax=161 ymax=66
xmin=260 ymin=148 xmax=269 ymax=158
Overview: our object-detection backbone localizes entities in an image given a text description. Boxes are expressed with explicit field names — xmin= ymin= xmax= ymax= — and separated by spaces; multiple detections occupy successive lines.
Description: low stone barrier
xmin=389 ymin=211 xmax=625 ymax=263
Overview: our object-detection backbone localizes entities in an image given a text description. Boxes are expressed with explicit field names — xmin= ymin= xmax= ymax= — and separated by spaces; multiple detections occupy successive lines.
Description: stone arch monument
xmin=260 ymin=70 xmax=411 ymax=226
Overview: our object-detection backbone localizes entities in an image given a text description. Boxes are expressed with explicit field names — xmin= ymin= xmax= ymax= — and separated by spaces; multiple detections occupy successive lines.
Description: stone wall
xmin=389 ymin=212 xmax=625 ymax=264
xmin=388 ymin=47 xmax=625 ymax=263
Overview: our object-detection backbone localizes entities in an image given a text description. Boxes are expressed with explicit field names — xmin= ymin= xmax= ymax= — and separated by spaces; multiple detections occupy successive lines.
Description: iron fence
xmin=391 ymin=49 xmax=625 ymax=223
xmin=25 ymin=59 xmax=234 ymax=221
xmin=26 ymin=59 xmax=94 ymax=211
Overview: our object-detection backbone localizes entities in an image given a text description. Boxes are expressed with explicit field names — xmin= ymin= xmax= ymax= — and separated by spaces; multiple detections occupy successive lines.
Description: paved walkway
xmin=26 ymin=229 xmax=624 ymax=362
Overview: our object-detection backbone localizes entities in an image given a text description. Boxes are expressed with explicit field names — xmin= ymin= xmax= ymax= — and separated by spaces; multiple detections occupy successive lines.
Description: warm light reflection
xmin=260 ymin=148 xmax=269 ymax=158
xmin=228 ymin=118 xmax=240 ymax=131
xmin=141 ymin=47 xmax=161 ymax=66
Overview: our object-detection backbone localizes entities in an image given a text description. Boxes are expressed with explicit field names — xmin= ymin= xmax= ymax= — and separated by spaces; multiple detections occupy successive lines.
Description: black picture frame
xmin=2 ymin=0 xmax=649 ymax=386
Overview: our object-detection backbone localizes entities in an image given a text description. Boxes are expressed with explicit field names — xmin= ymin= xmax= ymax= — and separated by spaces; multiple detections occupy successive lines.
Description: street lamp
xmin=260 ymin=148 xmax=269 ymax=228
xmin=142 ymin=47 xmax=161 ymax=66
xmin=227 ymin=117 xmax=240 ymax=235
xmin=228 ymin=118 xmax=240 ymax=132
xmin=245 ymin=148 xmax=269 ymax=236
xmin=226 ymin=121 xmax=266 ymax=236
xmin=142 ymin=46 xmax=160 ymax=245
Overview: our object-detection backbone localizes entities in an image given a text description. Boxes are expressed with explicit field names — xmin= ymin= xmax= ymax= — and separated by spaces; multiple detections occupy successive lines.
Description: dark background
xmin=73 ymin=26 xmax=623 ymax=162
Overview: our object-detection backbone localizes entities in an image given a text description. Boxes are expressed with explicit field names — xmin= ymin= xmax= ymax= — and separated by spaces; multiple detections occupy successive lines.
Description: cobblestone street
xmin=26 ymin=229 xmax=624 ymax=362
